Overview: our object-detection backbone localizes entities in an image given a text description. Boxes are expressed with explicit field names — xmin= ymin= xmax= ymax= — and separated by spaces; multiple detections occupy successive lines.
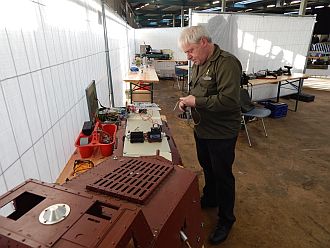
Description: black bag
xmin=240 ymin=88 xmax=255 ymax=113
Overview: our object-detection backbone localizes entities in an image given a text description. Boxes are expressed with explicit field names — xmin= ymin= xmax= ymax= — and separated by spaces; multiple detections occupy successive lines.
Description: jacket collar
xmin=191 ymin=44 xmax=222 ymax=86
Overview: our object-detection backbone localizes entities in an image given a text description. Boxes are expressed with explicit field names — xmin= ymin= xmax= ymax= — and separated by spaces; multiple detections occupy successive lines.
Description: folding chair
xmin=241 ymin=108 xmax=271 ymax=147
xmin=240 ymin=87 xmax=271 ymax=147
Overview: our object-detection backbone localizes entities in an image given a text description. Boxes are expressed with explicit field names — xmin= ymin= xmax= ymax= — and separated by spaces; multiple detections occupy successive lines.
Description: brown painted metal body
xmin=0 ymin=156 xmax=203 ymax=247
xmin=0 ymin=179 xmax=153 ymax=248
xmin=65 ymin=156 xmax=204 ymax=248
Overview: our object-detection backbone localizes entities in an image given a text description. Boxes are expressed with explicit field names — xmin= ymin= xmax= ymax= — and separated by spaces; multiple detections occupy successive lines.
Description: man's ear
xmin=200 ymin=37 xmax=208 ymax=47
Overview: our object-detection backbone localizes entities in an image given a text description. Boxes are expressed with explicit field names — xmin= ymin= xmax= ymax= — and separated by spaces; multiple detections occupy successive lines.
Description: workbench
xmin=248 ymin=73 xmax=309 ymax=111
xmin=123 ymin=66 xmax=159 ymax=103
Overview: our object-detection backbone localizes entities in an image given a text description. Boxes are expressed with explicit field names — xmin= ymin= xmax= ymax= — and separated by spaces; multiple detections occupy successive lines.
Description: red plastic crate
xmin=75 ymin=122 xmax=117 ymax=158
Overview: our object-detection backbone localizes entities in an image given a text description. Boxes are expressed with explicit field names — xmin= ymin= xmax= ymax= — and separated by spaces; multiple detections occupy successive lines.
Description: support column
xmin=222 ymin=0 xmax=226 ymax=12
xmin=173 ymin=14 xmax=175 ymax=27
xmin=276 ymin=0 xmax=284 ymax=7
xmin=181 ymin=7 xmax=184 ymax=27
xmin=299 ymin=0 xmax=308 ymax=15
xmin=101 ymin=0 xmax=114 ymax=107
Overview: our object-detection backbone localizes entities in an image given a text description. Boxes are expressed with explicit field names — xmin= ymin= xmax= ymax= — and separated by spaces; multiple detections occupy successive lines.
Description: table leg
xmin=294 ymin=78 xmax=303 ymax=112
xmin=276 ymin=81 xmax=281 ymax=102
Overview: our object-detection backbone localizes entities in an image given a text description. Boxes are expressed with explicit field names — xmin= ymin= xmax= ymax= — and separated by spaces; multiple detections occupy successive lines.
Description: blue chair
xmin=241 ymin=107 xmax=271 ymax=147
xmin=174 ymin=66 xmax=188 ymax=91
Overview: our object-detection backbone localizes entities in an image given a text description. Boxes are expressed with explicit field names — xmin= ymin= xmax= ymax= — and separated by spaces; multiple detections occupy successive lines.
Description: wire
xmin=179 ymin=230 xmax=192 ymax=248
xmin=71 ymin=160 xmax=94 ymax=176
xmin=173 ymin=100 xmax=180 ymax=111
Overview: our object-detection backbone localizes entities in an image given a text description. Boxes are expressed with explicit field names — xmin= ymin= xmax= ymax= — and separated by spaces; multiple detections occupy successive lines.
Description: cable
xmin=179 ymin=230 xmax=192 ymax=248
xmin=71 ymin=160 xmax=94 ymax=177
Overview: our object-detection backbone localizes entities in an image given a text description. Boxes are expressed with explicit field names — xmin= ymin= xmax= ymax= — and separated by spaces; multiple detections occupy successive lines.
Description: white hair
xmin=178 ymin=25 xmax=212 ymax=50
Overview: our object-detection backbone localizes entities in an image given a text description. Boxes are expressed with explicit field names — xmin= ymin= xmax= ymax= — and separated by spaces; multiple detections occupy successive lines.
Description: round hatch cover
xmin=39 ymin=203 xmax=70 ymax=225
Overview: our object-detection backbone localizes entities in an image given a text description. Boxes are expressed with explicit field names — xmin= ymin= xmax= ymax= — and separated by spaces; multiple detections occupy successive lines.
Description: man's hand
xmin=179 ymin=95 xmax=196 ymax=111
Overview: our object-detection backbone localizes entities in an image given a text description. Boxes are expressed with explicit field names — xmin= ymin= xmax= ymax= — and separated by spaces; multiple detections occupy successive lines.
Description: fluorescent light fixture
xmin=306 ymin=7 xmax=311 ymax=10
xmin=290 ymin=1 xmax=301 ymax=4
xmin=144 ymin=3 xmax=149 ymax=7
xmin=236 ymin=0 xmax=263 ymax=4
xmin=315 ymin=5 xmax=324 ymax=9
xmin=212 ymin=0 xmax=220 ymax=4
xmin=245 ymin=8 xmax=253 ymax=12
xmin=202 ymin=7 xmax=222 ymax=12
xmin=267 ymin=4 xmax=275 ymax=8
xmin=284 ymin=11 xmax=298 ymax=14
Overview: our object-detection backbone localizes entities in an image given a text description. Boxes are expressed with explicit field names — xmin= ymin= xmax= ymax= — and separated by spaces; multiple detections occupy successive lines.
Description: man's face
xmin=182 ymin=38 xmax=208 ymax=65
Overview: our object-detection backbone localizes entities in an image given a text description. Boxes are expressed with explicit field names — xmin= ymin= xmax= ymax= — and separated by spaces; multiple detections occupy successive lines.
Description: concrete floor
xmin=153 ymin=78 xmax=330 ymax=247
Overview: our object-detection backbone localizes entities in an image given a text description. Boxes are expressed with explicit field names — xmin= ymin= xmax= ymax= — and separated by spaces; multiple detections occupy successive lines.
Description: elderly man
xmin=178 ymin=25 xmax=242 ymax=245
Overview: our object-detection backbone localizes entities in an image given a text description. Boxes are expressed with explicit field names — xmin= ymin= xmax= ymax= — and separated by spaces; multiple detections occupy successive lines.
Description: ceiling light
xmin=315 ymin=6 xmax=324 ymax=9
xmin=245 ymin=9 xmax=253 ymax=12
xmin=236 ymin=0 xmax=263 ymax=4
xmin=144 ymin=3 xmax=149 ymax=7
xmin=212 ymin=1 xmax=220 ymax=4
xmin=290 ymin=1 xmax=301 ymax=4
xmin=284 ymin=11 xmax=298 ymax=14
xmin=202 ymin=6 xmax=222 ymax=12
xmin=267 ymin=4 xmax=275 ymax=8
xmin=306 ymin=7 xmax=311 ymax=10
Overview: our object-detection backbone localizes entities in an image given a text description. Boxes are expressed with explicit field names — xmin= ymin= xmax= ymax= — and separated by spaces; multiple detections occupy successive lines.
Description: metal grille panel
xmin=86 ymin=158 xmax=174 ymax=204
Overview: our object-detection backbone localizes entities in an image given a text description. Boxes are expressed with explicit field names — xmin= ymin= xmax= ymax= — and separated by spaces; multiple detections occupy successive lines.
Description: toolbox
xmin=75 ymin=121 xmax=117 ymax=158
xmin=259 ymin=101 xmax=288 ymax=118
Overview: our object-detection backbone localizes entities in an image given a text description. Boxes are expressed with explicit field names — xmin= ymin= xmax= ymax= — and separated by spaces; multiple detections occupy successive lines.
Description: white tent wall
xmin=0 ymin=0 xmax=133 ymax=193
xmin=192 ymin=12 xmax=315 ymax=101
xmin=134 ymin=27 xmax=187 ymax=60
xmin=105 ymin=9 xmax=134 ymax=107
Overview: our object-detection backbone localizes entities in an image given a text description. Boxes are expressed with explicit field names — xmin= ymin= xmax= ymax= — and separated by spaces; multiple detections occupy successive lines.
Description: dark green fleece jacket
xmin=190 ymin=44 xmax=242 ymax=139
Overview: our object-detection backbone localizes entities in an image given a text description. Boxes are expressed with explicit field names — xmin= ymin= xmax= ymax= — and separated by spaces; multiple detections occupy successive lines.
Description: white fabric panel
xmin=106 ymin=14 xmax=131 ymax=107
xmin=21 ymin=147 xmax=40 ymax=180
xmin=59 ymin=30 xmax=71 ymax=62
xmin=19 ymin=74 xmax=43 ymax=143
xmin=0 ymin=0 xmax=125 ymax=188
xmin=52 ymin=27 xmax=64 ymax=64
xmin=21 ymin=30 xmax=41 ymax=72
xmin=33 ymin=28 xmax=50 ymax=68
xmin=43 ymin=27 xmax=57 ymax=66
xmin=50 ymin=66 xmax=64 ymax=119
xmin=2 ymin=78 xmax=32 ymax=156
xmin=34 ymin=138 xmax=52 ymax=183
xmin=192 ymin=12 xmax=315 ymax=73
xmin=59 ymin=117 xmax=70 ymax=161
xmin=70 ymin=31 xmax=79 ymax=59
xmin=67 ymin=109 xmax=77 ymax=150
xmin=52 ymin=123 xmax=65 ymax=173
xmin=42 ymin=68 xmax=58 ymax=125
xmin=31 ymin=71 xmax=52 ymax=133
xmin=44 ymin=130 xmax=59 ymax=181
xmin=63 ymin=63 xmax=75 ymax=108
xmin=0 ymin=29 xmax=16 ymax=80
xmin=134 ymin=27 xmax=186 ymax=61
xmin=73 ymin=60 xmax=82 ymax=97
xmin=3 ymin=160 xmax=25 ymax=191
xmin=68 ymin=62 xmax=79 ymax=103
xmin=0 ymin=88 xmax=19 ymax=171
xmin=0 ymin=174 xmax=8 ymax=195
xmin=57 ymin=65 xmax=69 ymax=116
xmin=6 ymin=30 xmax=30 ymax=76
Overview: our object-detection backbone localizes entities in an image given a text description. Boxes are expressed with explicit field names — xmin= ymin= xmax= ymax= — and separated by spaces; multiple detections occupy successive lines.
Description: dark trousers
xmin=194 ymin=133 xmax=237 ymax=226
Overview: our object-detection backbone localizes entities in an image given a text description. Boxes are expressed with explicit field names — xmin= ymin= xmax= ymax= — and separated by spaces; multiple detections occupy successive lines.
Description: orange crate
xmin=75 ymin=122 xmax=117 ymax=158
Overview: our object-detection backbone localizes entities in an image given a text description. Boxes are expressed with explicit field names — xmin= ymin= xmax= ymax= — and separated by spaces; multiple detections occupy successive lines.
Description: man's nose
xmin=187 ymin=54 xmax=192 ymax=60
